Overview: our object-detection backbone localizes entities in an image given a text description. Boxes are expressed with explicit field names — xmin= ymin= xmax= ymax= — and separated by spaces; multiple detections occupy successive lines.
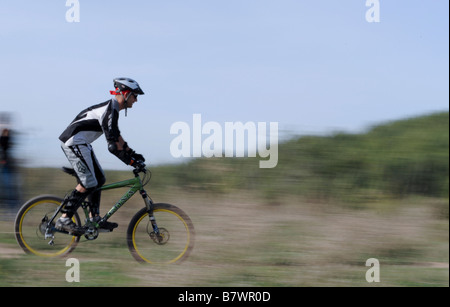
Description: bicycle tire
xmin=127 ymin=203 xmax=195 ymax=264
xmin=15 ymin=195 xmax=81 ymax=258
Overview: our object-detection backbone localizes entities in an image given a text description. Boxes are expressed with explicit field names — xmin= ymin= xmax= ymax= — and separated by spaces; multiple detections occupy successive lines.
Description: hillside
xmin=150 ymin=111 xmax=449 ymax=203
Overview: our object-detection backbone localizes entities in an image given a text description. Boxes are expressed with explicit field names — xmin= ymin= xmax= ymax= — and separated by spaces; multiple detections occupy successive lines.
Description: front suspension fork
xmin=140 ymin=190 xmax=162 ymax=241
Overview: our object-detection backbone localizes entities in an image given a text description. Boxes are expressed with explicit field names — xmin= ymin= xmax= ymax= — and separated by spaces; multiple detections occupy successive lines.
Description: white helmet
xmin=113 ymin=77 xmax=145 ymax=95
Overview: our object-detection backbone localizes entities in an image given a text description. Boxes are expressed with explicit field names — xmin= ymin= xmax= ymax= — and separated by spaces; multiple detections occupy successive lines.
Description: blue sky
xmin=0 ymin=0 xmax=448 ymax=169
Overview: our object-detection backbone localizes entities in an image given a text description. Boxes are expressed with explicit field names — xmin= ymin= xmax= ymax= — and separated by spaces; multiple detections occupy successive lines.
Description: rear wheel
xmin=15 ymin=195 xmax=81 ymax=257
xmin=127 ymin=203 xmax=195 ymax=264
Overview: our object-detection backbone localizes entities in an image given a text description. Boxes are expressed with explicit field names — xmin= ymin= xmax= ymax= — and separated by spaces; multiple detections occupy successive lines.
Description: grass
xmin=1 ymin=180 xmax=448 ymax=286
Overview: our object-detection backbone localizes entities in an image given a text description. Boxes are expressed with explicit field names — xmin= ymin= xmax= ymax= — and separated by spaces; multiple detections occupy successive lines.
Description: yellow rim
xmin=132 ymin=209 xmax=191 ymax=264
xmin=19 ymin=199 xmax=77 ymax=257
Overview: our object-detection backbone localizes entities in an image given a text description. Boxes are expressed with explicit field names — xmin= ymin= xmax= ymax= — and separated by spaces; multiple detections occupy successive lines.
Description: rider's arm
xmin=116 ymin=136 xmax=129 ymax=151
xmin=103 ymin=101 xmax=145 ymax=166
xmin=108 ymin=136 xmax=145 ymax=166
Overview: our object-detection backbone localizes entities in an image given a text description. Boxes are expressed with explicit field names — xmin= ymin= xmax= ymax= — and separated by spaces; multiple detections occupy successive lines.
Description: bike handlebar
xmin=133 ymin=160 xmax=147 ymax=176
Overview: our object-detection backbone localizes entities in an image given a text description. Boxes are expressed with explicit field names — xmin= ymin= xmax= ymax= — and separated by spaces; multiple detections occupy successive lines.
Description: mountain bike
xmin=14 ymin=165 xmax=195 ymax=264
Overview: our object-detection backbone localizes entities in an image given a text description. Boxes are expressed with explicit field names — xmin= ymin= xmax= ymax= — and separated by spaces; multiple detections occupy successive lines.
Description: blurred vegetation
xmin=4 ymin=111 xmax=448 ymax=287
xmin=150 ymin=111 xmax=449 ymax=205
xmin=19 ymin=111 xmax=449 ymax=206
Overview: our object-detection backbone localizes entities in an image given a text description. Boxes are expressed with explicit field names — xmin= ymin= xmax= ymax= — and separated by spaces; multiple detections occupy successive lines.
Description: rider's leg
xmin=58 ymin=143 xmax=100 ymax=234
xmin=61 ymin=184 xmax=88 ymax=219
xmin=56 ymin=184 xmax=90 ymax=235
xmin=88 ymin=157 xmax=105 ymax=218
xmin=60 ymin=143 xmax=117 ymax=231
xmin=89 ymin=189 xmax=118 ymax=230
xmin=88 ymin=189 xmax=101 ymax=218
xmin=86 ymin=154 xmax=117 ymax=230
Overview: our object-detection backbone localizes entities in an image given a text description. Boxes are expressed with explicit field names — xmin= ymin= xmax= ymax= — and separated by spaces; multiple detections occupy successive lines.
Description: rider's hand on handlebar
xmin=133 ymin=160 xmax=147 ymax=173
xmin=131 ymin=152 xmax=145 ymax=162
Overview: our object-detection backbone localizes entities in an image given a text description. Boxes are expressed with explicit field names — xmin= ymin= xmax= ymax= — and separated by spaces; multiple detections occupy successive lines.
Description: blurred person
xmin=0 ymin=128 xmax=11 ymax=201
xmin=0 ymin=128 xmax=10 ymax=163
xmin=56 ymin=78 xmax=147 ymax=235
xmin=0 ymin=127 xmax=19 ymax=216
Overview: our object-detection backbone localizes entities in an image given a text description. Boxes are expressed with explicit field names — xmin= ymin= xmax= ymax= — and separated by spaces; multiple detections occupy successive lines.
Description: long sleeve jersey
xmin=59 ymin=98 xmax=121 ymax=146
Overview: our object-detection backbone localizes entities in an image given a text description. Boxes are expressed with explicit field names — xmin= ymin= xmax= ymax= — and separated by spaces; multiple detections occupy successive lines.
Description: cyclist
xmin=56 ymin=77 xmax=146 ymax=235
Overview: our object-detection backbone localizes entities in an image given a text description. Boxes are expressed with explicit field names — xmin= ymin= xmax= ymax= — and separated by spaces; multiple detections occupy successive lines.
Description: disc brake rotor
xmin=148 ymin=227 xmax=170 ymax=245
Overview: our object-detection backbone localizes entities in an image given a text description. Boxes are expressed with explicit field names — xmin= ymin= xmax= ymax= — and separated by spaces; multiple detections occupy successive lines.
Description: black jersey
xmin=59 ymin=98 xmax=121 ymax=146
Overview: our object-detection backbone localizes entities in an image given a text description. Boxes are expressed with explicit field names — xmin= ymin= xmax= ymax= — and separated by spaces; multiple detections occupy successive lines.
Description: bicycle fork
xmin=140 ymin=190 xmax=163 ymax=243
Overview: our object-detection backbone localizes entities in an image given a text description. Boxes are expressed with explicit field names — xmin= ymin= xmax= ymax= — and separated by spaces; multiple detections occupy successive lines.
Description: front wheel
xmin=15 ymin=195 xmax=81 ymax=258
xmin=127 ymin=203 xmax=195 ymax=264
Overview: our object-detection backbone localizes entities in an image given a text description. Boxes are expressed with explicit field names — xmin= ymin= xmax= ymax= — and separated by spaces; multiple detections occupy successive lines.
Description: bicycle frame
xmin=47 ymin=170 xmax=156 ymax=238
xmin=100 ymin=176 xmax=144 ymax=221
xmin=97 ymin=172 xmax=154 ymax=224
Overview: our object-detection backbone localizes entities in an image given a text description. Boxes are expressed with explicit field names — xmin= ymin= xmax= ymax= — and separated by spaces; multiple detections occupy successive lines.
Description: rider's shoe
xmin=55 ymin=217 xmax=85 ymax=236
xmin=91 ymin=216 xmax=118 ymax=231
